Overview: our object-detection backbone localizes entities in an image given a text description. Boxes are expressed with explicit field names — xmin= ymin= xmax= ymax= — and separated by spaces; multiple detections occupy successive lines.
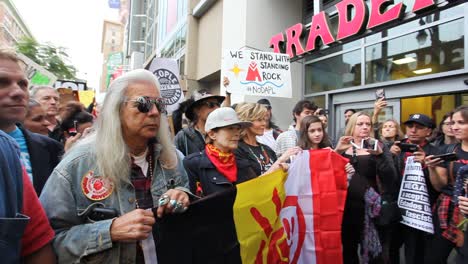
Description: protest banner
xmin=397 ymin=156 xmax=434 ymax=234
xmin=221 ymin=50 xmax=292 ymax=98
xmin=78 ymin=90 xmax=95 ymax=108
xmin=18 ymin=53 xmax=57 ymax=86
xmin=148 ymin=58 xmax=184 ymax=115
xmin=54 ymin=80 xmax=87 ymax=91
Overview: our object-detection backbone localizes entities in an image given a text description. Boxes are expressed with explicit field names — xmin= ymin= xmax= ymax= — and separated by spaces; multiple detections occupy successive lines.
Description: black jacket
xmin=396 ymin=139 xmax=440 ymax=205
xmin=183 ymin=151 xmax=257 ymax=196
xmin=174 ymin=127 xmax=206 ymax=157
xmin=18 ymin=125 xmax=64 ymax=195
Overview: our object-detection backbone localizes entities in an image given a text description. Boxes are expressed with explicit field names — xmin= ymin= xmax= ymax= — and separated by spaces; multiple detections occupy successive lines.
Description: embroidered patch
xmin=81 ymin=171 xmax=114 ymax=201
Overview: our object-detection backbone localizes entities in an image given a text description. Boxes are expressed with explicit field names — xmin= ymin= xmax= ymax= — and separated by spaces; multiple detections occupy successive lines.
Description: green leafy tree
xmin=16 ymin=37 xmax=77 ymax=80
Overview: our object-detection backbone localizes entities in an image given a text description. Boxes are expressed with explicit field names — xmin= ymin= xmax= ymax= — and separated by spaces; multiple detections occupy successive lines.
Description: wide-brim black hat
xmin=185 ymin=92 xmax=225 ymax=121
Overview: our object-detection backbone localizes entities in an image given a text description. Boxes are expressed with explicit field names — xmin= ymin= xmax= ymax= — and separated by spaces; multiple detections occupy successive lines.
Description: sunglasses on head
xmin=260 ymin=104 xmax=272 ymax=110
xmin=127 ymin=96 xmax=166 ymax=114
xmin=201 ymin=101 xmax=221 ymax=108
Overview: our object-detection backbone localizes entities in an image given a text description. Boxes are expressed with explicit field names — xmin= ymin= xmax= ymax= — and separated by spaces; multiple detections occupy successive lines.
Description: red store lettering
xmin=270 ymin=0 xmax=438 ymax=58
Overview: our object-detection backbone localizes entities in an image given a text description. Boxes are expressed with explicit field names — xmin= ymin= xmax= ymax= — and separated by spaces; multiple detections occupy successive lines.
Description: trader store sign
xmin=270 ymin=0 xmax=441 ymax=58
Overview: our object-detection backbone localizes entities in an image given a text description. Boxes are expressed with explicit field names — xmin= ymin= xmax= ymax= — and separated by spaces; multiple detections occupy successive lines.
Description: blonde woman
xmin=335 ymin=112 xmax=398 ymax=263
xmin=235 ymin=103 xmax=300 ymax=176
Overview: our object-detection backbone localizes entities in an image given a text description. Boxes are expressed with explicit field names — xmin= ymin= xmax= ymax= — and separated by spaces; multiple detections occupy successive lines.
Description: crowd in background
xmin=1 ymin=47 xmax=468 ymax=264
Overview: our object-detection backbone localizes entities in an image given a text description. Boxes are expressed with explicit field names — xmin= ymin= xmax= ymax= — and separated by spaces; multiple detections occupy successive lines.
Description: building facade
xmin=294 ymin=0 xmax=468 ymax=138
xmin=0 ymin=0 xmax=34 ymax=47
xmin=122 ymin=0 xmax=467 ymax=132
xmin=100 ymin=20 xmax=124 ymax=92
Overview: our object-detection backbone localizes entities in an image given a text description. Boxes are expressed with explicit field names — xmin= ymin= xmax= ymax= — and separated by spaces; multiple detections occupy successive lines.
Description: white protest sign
xmin=397 ymin=156 xmax=434 ymax=234
xmin=148 ymin=58 xmax=185 ymax=115
xmin=221 ymin=50 xmax=292 ymax=98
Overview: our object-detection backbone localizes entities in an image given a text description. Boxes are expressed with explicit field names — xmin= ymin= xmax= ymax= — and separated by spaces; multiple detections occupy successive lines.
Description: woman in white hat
xmin=183 ymin=107 xmax=258 ymax=197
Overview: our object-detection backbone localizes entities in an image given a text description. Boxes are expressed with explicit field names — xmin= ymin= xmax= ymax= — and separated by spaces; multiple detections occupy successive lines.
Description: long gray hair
xmin=77 ymin=69 xmax=176 ymax=185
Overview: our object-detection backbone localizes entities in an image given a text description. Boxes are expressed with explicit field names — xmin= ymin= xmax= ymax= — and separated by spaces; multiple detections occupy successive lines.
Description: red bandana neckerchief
xmin=205 ymin=144 xmax=237 ymax=183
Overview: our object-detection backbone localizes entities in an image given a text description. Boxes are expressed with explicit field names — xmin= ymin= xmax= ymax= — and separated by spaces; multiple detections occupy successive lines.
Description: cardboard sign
xmin=221 ymin=50 xmax=292 ymax=98
xmin=18 ymin=53 xmax=57 ymax=86
xmin=148 ymin=58 xmax=184 ymax=115
xmin=397 ymin=156 xmax=434 ymax=234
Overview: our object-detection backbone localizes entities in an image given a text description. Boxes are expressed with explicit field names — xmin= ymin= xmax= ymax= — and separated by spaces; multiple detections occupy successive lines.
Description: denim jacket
xmin=39 ymin=142 xmax=189 ymax=264
xmin=0 ymin=131 xmax=29 ymax=264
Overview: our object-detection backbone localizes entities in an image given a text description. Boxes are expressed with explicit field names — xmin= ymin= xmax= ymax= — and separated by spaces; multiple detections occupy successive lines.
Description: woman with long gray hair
xmin=40 ymin=69 xmax=191 ymax=263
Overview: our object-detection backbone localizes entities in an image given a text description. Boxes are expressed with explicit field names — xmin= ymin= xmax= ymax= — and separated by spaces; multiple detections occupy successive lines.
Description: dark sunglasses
xmin=127 ymin=96 xmax=166 ymax=114
xmin=201 ymin=101 xmax=221 ymax=108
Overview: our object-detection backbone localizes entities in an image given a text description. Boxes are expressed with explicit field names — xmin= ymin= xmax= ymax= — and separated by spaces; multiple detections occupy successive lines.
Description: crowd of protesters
xmin=1 ymin=47 xmax=468 ymax=264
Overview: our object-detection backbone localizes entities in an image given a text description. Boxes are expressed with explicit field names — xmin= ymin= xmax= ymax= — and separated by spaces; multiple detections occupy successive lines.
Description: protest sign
xmin=148 ymin=58 xmax=184 ymax=115
xmin=78 ymin=90 xmax=95 ymax=108
xmin=397 ymin=156 xmax=434 ymax=234
xmin=18 ymin=53 xmax=57 ymax=86
xmin=54 ymin=80 xmax=87 ymax=91
xmin=221 ymin=50 xmax=292 ymax=98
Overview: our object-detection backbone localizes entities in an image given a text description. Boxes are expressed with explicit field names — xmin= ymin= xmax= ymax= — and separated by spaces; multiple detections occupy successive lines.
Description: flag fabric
xmin=153 ymin=149 xmax=348 ymax=263
xmin=279 ymin=149 xmax=348 ymax=264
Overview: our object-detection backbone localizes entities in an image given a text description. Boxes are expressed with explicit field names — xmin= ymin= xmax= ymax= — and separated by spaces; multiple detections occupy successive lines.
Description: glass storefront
xmin=305 ymin=4 xmax=465 ymax=95
xmin=302 ymin=1 xmax=467 ymax=137
xmin=366 ymin=18 xmax=464 ymax=84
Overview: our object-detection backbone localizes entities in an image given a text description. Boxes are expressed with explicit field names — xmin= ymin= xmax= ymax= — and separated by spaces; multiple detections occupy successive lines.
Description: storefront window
xmin=305 ymin=49 xmax=361 ymax=94
xmin=366 ymin=5 xmax=464 ymax=43
xmin=305 ymin=95 xmax=326 ymax=109
xmin=365 ymin=18 xmax=464 ymax=84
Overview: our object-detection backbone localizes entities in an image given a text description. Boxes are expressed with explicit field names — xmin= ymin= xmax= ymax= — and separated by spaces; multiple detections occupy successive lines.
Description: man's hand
xmin=110 ymin=209 xmax=155 ymax=242
xmin=156 ymin=189 xmax=190 ymax=218
xmin=413 ymin=146 xmax=426 ymax=164
xmin=424 ymin=155 xmax=443 ymax=168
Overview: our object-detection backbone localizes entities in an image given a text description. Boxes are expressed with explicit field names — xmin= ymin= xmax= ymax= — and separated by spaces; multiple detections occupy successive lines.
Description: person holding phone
xmin=334 ymin=112 xmax=398 ymax=263
xmin=372 ymin=89 xmax=388 ymax=139
xmin=388 ymin=113 xmax=439 ymax=263
xmin=60 ymin=101 xmax=94 ymax=152
xmin=425 ymin=105 xmax=468 ymax=264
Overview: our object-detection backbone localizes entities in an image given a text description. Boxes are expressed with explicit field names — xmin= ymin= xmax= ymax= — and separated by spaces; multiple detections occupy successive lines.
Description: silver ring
xmin=169 ymin=199 xmax=177 ymax=208
xmin=158 ymin=196 xmax=169 ymax=207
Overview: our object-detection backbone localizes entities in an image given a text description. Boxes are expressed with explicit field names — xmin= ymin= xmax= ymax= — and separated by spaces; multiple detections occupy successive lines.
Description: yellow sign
xmin=78 ymin=91 xmax=95 ymax=108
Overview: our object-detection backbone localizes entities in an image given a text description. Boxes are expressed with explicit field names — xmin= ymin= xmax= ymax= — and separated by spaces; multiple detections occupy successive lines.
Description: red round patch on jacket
xmin=81 ymin=171 xmax=114 ymax=201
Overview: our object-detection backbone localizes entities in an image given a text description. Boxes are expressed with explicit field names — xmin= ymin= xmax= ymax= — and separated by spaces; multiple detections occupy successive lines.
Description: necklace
xmin=247 ymin=143 xmax=270 ymax=167
xmin=134 ymin=145 xmax=154 ymax=209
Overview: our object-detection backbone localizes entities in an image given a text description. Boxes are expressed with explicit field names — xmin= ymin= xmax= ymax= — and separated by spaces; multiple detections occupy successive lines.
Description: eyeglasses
xmin=126 ymin=96 xmax=166 ymax=114
xmin=201 ymin=101 xmax=221 ymax=109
